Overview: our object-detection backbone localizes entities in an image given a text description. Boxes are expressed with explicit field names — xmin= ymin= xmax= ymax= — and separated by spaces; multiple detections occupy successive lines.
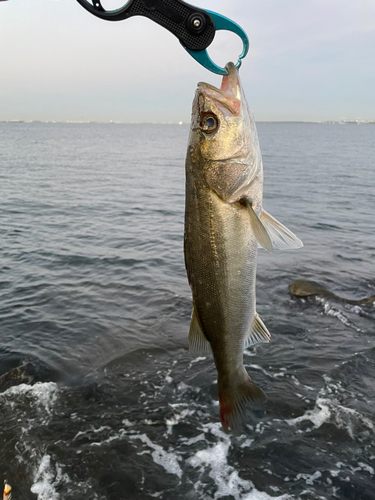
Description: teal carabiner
xmin=76 ymin=1 xmax=249 ymax=75
xmin=184 ymin=10 xmax=249 ymax=75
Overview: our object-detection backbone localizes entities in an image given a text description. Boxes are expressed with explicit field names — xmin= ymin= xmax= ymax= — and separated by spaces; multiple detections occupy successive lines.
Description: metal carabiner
xmin=184 ymin=10 xmax=249 ymax=75
xmin=75 ymin=0 xmax=249 ymax=75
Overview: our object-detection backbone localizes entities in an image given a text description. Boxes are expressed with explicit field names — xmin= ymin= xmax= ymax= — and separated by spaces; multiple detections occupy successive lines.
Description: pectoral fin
xmin=244 ymin=200 xmax=273 ymax=252
xmin=259 ymin=210 xmax=303 ymax=250
xmin=188 ymin=307 xmax=212 ymax=355
xmin=244 ymin=313 xmax=271 ymax=349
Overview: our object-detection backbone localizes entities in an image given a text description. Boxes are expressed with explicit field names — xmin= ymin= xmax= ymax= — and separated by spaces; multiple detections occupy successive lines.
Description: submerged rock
xmin=289 ymin=280 xmax=375 ymax=306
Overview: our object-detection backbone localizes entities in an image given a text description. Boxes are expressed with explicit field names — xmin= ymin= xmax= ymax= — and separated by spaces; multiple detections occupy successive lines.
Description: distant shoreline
xmin=1 ymin=120 xmax=374 ymax=125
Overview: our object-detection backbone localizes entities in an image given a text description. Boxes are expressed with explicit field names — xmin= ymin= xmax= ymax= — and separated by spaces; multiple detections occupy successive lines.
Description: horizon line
xmin=1 ymin=119 xmax=375 ymax=125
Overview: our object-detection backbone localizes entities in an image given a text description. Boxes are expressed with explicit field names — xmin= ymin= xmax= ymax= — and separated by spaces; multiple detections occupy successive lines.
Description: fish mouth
xmin=197 ymin=62 xmax=242 ymax=116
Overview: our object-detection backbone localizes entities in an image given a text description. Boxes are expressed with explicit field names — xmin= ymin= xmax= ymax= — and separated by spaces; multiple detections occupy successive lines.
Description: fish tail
xmin=218 ymin=369 xmax=266 ymax=433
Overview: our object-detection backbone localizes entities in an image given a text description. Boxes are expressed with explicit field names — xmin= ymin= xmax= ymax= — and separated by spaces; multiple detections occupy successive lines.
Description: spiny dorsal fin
xmin=188 ymin=307 xmax=212 ymax=355
xmin=244 ymin=200 xmax=273 ymax=252
xmin=244 ymin=313 xmax=271 ymax=349
xmin=259 ymin=210 xmax=303 ymax=250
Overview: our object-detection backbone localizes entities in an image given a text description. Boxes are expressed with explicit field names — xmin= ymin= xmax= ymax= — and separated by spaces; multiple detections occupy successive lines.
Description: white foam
xmin=175 ymin=381 xmax=201 ymax=394
xmin=347 ymin=305 xmax=363 ymax=314
xmin=316 ymin=297 xmax=363 ymax=331
xmin=73 ymin=425 xmax=111 ymax=441
xmin=295 ymin=471 xmax=322 ymax=485
xmin=189 ymin=436 xmax=252 ymax=500
xmin=287 ymin=372 xmax=375 ymax=437
xmin=240 ymin=438 xmax=254 ymax=448
xmin=129 ymin=433 xmax=182 ymax=478
xmin=164 ymin=369 xmax=173 ymax=384
xmin=286 ymin=393 xmax=375 ymax=439
xmin=247 ymin=364 xmax=276 ymax=379
xmin=354 ymin=462 xmax=375 ymax=475
xmin=188 ymin=423 xmax=290 ymax=500
xmin=191 ymin=356 xmax=207 ymax=363
xmin=90 ymin=428 xmax=128 ymax=446
xmin=188 ymin=356 xmax=207 ymax=369
xmin=164 ymin=409 xmax=196 ymax=436
xmin=1 ymin=381 xmax=57 ymax=401
xmin=330 ymin=469 xmax=341 ymax=477
xmin=122 ymin=418 xmax=134 ymax=427
xmin=242 ymin=491 xmax=292 ymax=500
xmin=31 ymin=455 xmax=70 ymax=500
xmin=286 ymin=398 xmax=331 ymax=428
xmin=0 ymin=382 xmax=58 ymax=417
xmin=182 ymin=433 xmax=206 ymax=446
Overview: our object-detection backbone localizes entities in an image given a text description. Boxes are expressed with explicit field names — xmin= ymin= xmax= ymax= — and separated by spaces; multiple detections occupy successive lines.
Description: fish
xmin=3 ymin=481 xmax=11 ymax=500
xmin=289 ymin=279 xmax=375 ymax=306
xmin=184 ymin=62 xmax=303 ymax=432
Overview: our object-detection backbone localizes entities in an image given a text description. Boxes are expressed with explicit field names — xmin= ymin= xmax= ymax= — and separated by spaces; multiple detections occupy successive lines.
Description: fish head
xmin=188 ymin=62 xmax=261 ymax=202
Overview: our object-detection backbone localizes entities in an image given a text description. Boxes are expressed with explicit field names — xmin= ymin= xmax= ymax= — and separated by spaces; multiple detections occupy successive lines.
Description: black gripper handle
xmin=76 ymin=0 xmax=216 ymax=52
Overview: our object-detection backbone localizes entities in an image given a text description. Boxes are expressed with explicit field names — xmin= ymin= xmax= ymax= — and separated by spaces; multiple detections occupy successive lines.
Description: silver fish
xmin=184 ymin=62 xmax=303 ymax=432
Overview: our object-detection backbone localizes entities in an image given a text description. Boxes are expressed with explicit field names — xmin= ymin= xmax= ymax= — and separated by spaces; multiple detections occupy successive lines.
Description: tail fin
xmin=218 ymin=370 xmax=266 ymax=433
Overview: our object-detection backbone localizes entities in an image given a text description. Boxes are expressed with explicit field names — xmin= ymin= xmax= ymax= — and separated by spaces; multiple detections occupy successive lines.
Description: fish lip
xmin=197 ymin=82 xmax=241 ymax=116
xmin=197 ymin=63 xmax=242 ymax=116
xmin=197 ymin=62 xmax=240 ymax=96
xmin=197 ymin=81 xmax=225 ymax=96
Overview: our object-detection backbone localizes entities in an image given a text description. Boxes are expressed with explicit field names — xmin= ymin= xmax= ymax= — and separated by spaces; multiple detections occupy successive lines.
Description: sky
xmin=0 ymin=0 xmax=374 ymax=122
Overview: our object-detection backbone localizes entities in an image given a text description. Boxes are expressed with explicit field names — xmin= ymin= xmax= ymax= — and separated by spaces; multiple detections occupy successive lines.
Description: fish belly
xmin=184 ymin=179 xmax=257 ymax=373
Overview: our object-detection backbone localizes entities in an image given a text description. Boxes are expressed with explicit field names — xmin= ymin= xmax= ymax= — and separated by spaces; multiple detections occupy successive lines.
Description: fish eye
xmin=200 ymin=114 xmax=218 ymax=134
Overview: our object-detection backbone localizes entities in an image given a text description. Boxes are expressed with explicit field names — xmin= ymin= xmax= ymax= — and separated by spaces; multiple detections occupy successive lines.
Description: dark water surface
xmin=0 ymin=122 xmax=374 ymax=499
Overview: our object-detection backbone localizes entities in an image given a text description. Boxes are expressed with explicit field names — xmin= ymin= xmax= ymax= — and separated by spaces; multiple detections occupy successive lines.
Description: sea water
xmin=0 ymin=122 xmax=374 ymax=499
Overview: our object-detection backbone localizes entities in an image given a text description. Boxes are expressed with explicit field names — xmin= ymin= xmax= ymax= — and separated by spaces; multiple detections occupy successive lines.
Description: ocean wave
xmin=315 ymin=297 xmax=364 ymax=332
xmin=31 ymin=455 xmax=71 ymax=500
xmin=0 ymin=381 xmax=58 ymax=417
xmin=286 ymin=377 xmax=374 ymax=439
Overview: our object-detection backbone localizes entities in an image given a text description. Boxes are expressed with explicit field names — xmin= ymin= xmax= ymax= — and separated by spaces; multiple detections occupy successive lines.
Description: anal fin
xmin=188 ymin=307 xmax=212 ymax=355
xmin=244 ymin=313 xmax=271 ymax=349
xmin=259 ymin=210 xmax=303 ymax=250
